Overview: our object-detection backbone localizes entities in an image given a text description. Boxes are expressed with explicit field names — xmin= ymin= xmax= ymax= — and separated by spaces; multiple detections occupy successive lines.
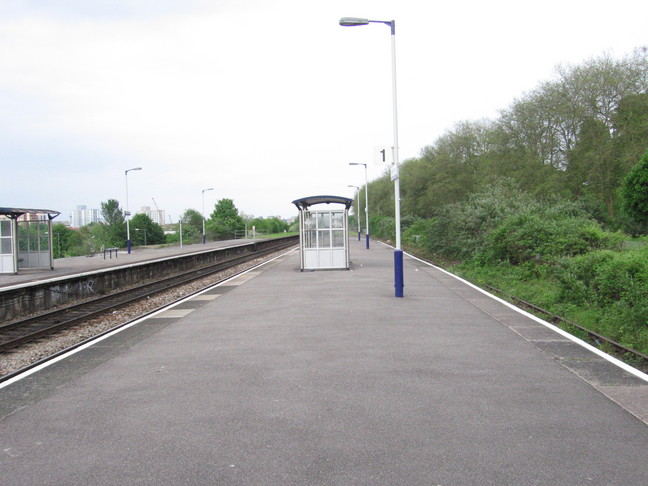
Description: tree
xmin=622 ymin=150 xmax=648 ymax=226
xmin=247 ymin=216 xmax=289 ymax=235
xmin=100 ymin=199 xmax=124 ymax=226
xmin=612 ymin=93 xmax=648 ymax=177
xmin=99 ymin=199 xmax=126 ymax=248
xmin=130 ymin=213 xmax=165 ymax=246
xmin=207 ymin=199 xmax=244 ymax=239
xmin=51 ymin=223 xmax=75 ymax=258
xmin=181 ymin=209 xmax=203 ymax=234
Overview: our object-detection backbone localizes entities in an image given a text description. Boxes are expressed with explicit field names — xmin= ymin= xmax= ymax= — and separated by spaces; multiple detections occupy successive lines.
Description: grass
xmin=403 ymin=242 xmax=648 ymax=359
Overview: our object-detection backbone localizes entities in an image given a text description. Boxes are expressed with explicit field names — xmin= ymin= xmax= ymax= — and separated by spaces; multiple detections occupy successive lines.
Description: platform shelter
xmin=292 ymin=195 xmax=353 ymax=271
xmin=0 ymin=207 xmax=60 ymax=274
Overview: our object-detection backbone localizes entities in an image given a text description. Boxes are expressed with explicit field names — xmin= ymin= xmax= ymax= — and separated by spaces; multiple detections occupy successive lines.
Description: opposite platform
xmin=0 ymin=239 xmax=258 ymax=289
xmin=1 ymin=238 xmax=647 ymax=485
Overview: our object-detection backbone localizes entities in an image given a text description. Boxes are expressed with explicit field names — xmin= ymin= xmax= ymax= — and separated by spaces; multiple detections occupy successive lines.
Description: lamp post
xmin=340 ymin=17 xmax=403 ymax=297
xmin=202 ymin=187 xmax=213 ymax=244
xmin=348 ymin=185 xmax=361 ymax=240
xmin=134 ymin=228 xmax=147 ymax=246
xmin=125 ymin=167 xmax=142 ymax=254
xmin=349 ymin=162 xmax=370 ymax=249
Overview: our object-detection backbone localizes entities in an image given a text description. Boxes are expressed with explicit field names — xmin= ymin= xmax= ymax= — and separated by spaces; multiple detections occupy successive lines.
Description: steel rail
xmin=0 ymin=238 xmax=296 ymax=353
xmin=403 ymin=247 xmax=648 ymax=372
xmin=0 ymin=245 xmax=297 ymax=384
xmin=483 ymin=284 xmax=648 ymax=371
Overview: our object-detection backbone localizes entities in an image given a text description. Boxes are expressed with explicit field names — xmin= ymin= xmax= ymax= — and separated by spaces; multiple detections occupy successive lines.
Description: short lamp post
xmin=349 ymin=162 xmax=370 ymax=249
xmin=125 ymin=167 xmax=142 ymax=254
xmin=348 ymin=185 xmax=361 ymax=240
xmin=134 ymin=228 xmax=147 ymax=246
xmin=202 ymin=187 xmax=213 ymax=244
xmin=340 ymin=17 xmax=403 ymax=297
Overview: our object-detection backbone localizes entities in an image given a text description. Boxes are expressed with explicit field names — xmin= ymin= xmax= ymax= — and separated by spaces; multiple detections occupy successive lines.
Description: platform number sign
xmin=373 ymin=145 xmax=393 ymax=166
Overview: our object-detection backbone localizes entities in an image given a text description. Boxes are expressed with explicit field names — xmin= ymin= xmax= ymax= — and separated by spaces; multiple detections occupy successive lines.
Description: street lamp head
xmin=339 ymin=17 xmax=395 ymax=34
xmin=339 ymin=17 xmax=369 ymax=26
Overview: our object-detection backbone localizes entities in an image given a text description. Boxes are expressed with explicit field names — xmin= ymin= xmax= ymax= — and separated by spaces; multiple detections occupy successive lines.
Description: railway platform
xmin=0 ymin=237 xmax=647 ymax=485
xmin=0 ymin=239 xmax=257 ymax=289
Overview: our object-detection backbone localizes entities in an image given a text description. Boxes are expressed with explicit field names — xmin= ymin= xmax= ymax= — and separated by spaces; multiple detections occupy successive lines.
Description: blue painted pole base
xmin=127 ymin=239 xmax=132 ymax=254
xmin=358 ymin=231 xmax=361 ymax=241
xmin=394 ymin=249 xmax=404 ymax=298
xmin=366 ymin=233 xmax=370 ymax=249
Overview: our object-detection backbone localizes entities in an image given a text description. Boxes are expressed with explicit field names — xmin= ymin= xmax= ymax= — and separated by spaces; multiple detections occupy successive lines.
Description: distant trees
xmin=364 ymin=49 xmax=648 ymax=234
xmin=100 ymin=199 xmax=126 ymax=247
xmin=100 ymin=199 xmax=124 ymax=226
xmin=130 ymin=213 xmax=165 ymax=246
xmin=622 ymin=150 xmax=648 ymax=228
xmin=246 ymin=216 xmax=289 ymax=235
xmin=207 ymin=198 xmax=244 ymax=239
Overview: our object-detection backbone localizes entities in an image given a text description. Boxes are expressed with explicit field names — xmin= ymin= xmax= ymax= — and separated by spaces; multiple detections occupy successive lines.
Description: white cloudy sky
xmin=1 ymin=0 xmax=646 ymax=221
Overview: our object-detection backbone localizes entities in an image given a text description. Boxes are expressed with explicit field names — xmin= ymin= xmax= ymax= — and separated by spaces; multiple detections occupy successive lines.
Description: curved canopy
xmin=0 ymin=207 xmax=60 ymax=220
xmin=292 ymin=196 xmax=353 ymax=211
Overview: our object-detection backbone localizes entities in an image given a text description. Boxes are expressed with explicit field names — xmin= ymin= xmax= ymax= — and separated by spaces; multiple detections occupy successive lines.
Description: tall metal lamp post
xmin=349 ymin=162 xmax=370 ymax=249
xmin=125 ymin=167 xmax=142 ymax=254
xmin=340 ymin=17 xmax=403 ymax=297
xmin=202 ymin=187 xmax=213 ymax=244
xmin=348 ymin=185 xmax=361 ymax=240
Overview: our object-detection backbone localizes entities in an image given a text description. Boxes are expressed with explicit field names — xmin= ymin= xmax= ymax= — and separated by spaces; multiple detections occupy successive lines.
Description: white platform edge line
xmin=379 ymin=241 xmax=648 ymax=383
xmin=0 ymin=247 xmax=298 ymax=390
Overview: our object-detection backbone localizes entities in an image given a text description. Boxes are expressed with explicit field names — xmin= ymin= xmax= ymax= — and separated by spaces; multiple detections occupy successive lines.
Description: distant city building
xmin=71 ymin=205 xmax=100 ymax=227
xmin=140 ymin=206 xmax=166 ymax=226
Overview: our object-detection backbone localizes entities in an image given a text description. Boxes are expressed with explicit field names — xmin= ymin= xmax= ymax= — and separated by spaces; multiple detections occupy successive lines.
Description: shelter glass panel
xmin=0 ymin=220 xmax=11 ymax=255
xmin=303 ymin=212 xmax=316 ymax=230
xmin=304 ymin=230 xmax=316 ymax=249
xmin=317 ymin=213 xmax=330 ymax=229
xmin=331 ymin=212 xmax=343 ymax=228
xmin=1 ymin=220 xmax=10 ymax=237
xmin=332 ymin=230 xmax=345 ymax=248
xmin=318 ymin=230 xmax=330 ymax=248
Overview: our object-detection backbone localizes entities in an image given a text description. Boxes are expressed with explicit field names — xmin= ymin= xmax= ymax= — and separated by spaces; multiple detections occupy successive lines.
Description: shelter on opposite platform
xmin=0 ymin=208 xmax=60 ymax=274
xmin=292 ymin=196 xmax=353 ymax=271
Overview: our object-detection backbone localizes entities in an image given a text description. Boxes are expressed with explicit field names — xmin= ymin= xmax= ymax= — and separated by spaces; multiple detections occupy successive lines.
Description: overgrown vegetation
xmin=351 ymin=49 xmax=648 ymax=356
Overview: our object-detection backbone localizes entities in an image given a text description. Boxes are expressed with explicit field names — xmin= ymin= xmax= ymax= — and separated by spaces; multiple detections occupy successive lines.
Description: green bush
xmin=402 ymin=218 xmax=436 ymax=247
xmin=593 ymin=247 xmax=648 ymax=305
xmin=554 ymin=245 xmax=648 ymax=332
xmin=483 ymin=215 xmax=624 ymax=265
xmin=370 ymin=216 xmax=395 ymax=240
xmin=554 ymin=250 xmax=617 ymax=304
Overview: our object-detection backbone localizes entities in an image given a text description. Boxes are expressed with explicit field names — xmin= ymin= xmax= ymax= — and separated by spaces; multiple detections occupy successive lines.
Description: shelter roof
xmin=0 ymin=207 xmax=61 ymax=219
xmin=292 ymin=196 xmax=353 ymax=211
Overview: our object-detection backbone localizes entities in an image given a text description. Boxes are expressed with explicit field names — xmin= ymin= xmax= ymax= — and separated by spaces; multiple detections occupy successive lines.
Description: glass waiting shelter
xmin=292 ymin=195 xmax=353 ymax=271
xmin=0 ymin=207 xmax=60 ymax=274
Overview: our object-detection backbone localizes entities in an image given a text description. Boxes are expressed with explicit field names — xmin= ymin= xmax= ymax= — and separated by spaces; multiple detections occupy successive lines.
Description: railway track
xmin=483 ymin=284 xmax=648 ymax=372
xmin=403 ymin=247 xmax=648 ymax=373
xmin=0 ymin=238 xmax=296 ymax=354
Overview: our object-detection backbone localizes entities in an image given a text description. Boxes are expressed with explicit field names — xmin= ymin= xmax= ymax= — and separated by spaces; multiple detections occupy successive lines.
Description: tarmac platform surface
xmin=1 ymin=238 xmax=647 ymax=485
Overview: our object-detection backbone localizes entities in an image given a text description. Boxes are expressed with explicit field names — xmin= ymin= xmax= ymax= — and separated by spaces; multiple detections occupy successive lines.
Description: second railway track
xmin=0 ymin=239 xmax=297 ymax=357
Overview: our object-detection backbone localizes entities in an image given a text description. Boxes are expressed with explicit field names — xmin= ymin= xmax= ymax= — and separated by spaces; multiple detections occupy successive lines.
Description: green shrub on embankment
xmin=372 ymin=183 xmax=648 ymax=357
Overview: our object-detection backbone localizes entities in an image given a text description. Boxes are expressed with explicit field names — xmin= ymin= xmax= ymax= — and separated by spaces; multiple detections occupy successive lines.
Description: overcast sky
xmin=1 ymin=0 xmax=646 ymax=222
